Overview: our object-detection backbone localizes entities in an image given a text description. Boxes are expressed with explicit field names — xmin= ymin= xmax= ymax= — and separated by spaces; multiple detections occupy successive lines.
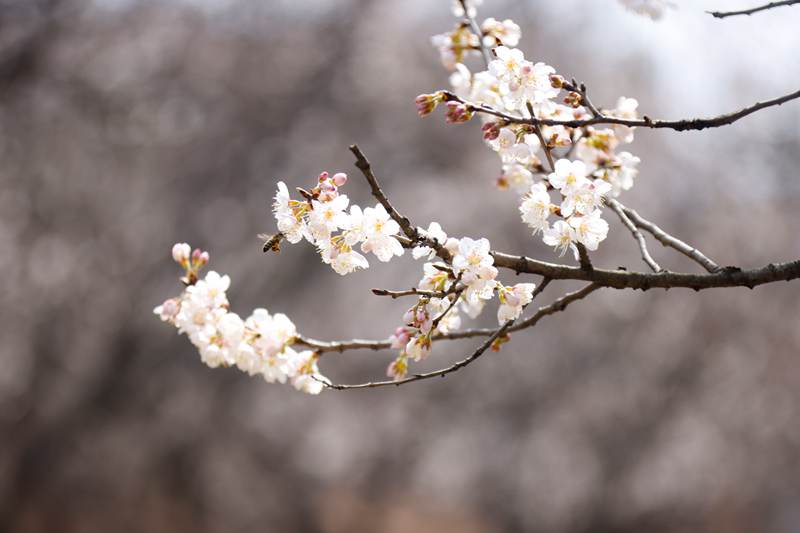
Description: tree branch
xmin=606 ymin=198 xmax=662 ymax=272
xmin=442 ymin=88 xmax=800 ymax=132
xmin=613 ymin=200 xmax=720 ymax=273
xmin=349 ymin=144 xmax=451 ymax=259
xmin=708 ymin=0 xmax=800 ymax=18
xmin=491 ymin=252 xmax=799 ymax=291
xmin=371 ymin=287 xmax=449 ymax=299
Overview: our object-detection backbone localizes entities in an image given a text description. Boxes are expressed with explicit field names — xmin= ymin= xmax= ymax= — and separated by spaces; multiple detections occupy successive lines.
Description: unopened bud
xmin=415 ymin=92 xmax=444 ymax=116
xmin=444 ymin=101 xmax=474 ymax=124
xmin=317 ymin=171 xmax=329 ymax=183
xmin=481 ymin=121 xmax=502 ymax=141
xmin=332 ymin=172 xmax=348 ymax=187
xmin=549 ymin=74 xmax=565 ymax=89
xmin=172 ymin=242 xmax=191 ymax=266
xmin=564 ymin=91 xmax=583 ymax=108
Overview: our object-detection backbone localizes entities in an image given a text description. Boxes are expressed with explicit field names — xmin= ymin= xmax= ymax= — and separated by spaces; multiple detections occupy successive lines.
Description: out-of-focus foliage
xmin=2 ymin=0 xmax=800 ymax=531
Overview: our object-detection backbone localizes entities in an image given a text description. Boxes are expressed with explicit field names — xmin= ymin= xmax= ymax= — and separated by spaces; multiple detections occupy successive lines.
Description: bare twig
xmin=708 ymin=0 xmax=800 ymax=18
xmin=442 ymin=88 xmax=800 ymax=132
xmin=371 ymin=288 xmax=449 ymax=299
xmin=606 ymin=198 xmax=662 ymax=272
xmin=614 ymin=201 xmax=720 ymax=273
xmin=526 ymin=101 xmax=556 ymax=172
xmin=295 ymin=335 xmax=392 ymax=354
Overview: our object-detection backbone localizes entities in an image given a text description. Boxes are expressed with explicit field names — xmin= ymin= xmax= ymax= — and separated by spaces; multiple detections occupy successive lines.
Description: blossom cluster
xmin=386 ymin=227 xmax=536 ymax=381
xmin=154 ymin=244 xmax=328 ymax=394
xmin=273 ymin=172 xmax=404 ymax=275
xmin=421 ymin=5 xmax=645 ymax=260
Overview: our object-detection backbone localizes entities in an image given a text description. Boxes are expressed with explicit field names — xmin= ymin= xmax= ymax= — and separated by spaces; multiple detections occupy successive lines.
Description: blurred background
xmin=2 ymin=0 xmax=800 ymax=531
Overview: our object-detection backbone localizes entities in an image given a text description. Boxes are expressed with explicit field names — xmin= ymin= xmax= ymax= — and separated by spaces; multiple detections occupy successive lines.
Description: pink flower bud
xmin=481 ymin=121 xmax=502 ymax=141
xmin=199 ymin=251 xmax=210 ymax=265
xmin=444 ymin=101 xmax=474 ymax=124
xmin=317 ymin=171 xmax=329 ymax=182
xmin=403 ymin=308 xmax=415 ymax=325
xmin=415 ymin=92 xmax=443 ymax=116
xmin=332 ymin=172 xmax=348 ymax=187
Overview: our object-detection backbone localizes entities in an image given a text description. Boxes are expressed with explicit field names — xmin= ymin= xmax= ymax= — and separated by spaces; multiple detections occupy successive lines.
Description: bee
xmin=259 ymin=233 xmax=284 ymax=253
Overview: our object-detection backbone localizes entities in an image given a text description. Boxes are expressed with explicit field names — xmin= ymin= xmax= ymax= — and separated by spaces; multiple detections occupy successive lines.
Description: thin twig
xmin=442 ymin=88 xmax=800 ymax=132
xmin=430 ymin=286 xmax=465 ymax=331
xmin=324 ymin=321 xmax=514 ymax=390
xmin=436 ymin=282 xmax=598 ymax=340
xmin=325 ymin=278 xmax=579 ymax=390
xmin=371 ymin=288 xmax=449 ymax=299
xmin=708 ymin=0 xmax=800 ymax=18
xmin=295 ymin=335 xmax=391 ymax=354
xmin=606 ymin=198 xmax=662 ymax=272
xmin=458 ymin=0 xmax=492 ymax=68
xmin=615 ymin=201 xmax=720 ymax=273
xmin=349 ymin=144 xmax=451 ymax=260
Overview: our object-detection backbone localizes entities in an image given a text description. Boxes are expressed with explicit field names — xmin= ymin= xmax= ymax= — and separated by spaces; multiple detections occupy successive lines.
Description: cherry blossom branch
xmin=435 ymin=282 xmax=597 ymax=340
xmin=323 ymin=279 xmax=577 ymax=390
xmin=563 ymin=80 xmax=601 ymax=118
xmin=442 ymin=88 xmax=800 ymax=132
xmin=351 ymin=147 xmax=793 ymax=290
xmin=349 ymin=144 xmax=451 ymax=258
xmin=708 ymin=0 xmax=800 ymax=18
xmin=322 ymin=321 xmax=513 ymax=390
xmin=611 ymin=200 xmax=720 ymax=273
xmin=349 ymin=144 xmax=418 ymax=241
xmin=606 ymin=198 xmax=662 ymax=272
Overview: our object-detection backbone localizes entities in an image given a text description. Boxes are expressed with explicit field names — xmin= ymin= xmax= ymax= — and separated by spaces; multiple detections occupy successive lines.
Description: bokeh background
xmin=2 ymin=0 xmax=800 ymax=531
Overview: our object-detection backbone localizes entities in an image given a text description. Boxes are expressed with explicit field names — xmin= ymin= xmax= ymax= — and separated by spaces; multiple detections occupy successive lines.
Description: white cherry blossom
xmin=519 ymin=182 xmax=552 ymax=235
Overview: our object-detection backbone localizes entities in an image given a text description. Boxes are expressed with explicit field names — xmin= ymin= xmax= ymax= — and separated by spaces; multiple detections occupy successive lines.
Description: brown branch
xmin=708 ymin=0 xmax=800 ymax=18
xmin=491 ymin=252 xmax=800 ymax=291
xmin=295 ymin=335 xmax=391 ymax=354
xmin=442 ymin=88 xmax=800 ymax=132
xmin=606 ymin=198 xmax=662 ymax=272
xmin=576 ymin=243 xmax=594 ymax=272
xmin=371 ymin=288 xmax=449 ymax=299
xmin=349 ymin=144 xmax=451 ymax=260
xmin=614 ymin=201 xmax=720 ymax=273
